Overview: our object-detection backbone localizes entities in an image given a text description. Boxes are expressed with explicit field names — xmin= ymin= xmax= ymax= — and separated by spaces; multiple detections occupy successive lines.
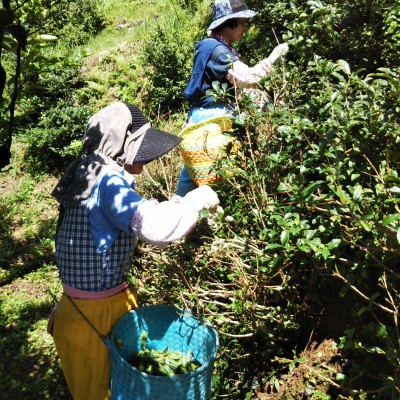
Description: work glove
xmin=184 ymin=185 xmax=220 ymax=213
xmin=266 ymin=43 xmax=289 ymax=65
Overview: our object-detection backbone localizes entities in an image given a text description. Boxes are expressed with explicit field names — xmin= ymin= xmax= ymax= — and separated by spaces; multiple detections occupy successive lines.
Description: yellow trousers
xmin=53 ymin=289 xmax=138 ymax=400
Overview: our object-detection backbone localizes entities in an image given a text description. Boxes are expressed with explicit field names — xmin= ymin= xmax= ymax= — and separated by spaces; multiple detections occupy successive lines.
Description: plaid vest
xmin=55 ymin=202 xmax=136 ymax=291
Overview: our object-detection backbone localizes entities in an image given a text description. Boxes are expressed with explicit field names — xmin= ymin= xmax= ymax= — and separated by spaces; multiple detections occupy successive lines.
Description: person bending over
xmin=49 ymin=102 xmax=219 ymax=400
xmin=177 ymin=0 xmax=288 ymax=196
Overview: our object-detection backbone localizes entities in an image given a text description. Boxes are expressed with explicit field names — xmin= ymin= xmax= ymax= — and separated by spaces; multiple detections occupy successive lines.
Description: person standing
xmin=177 ymin=0 xmax=288 ymax=196
xmin=49 ymin=102 xmax=219 ymax=400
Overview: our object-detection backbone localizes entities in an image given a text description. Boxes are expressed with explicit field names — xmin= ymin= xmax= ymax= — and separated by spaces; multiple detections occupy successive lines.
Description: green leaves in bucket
xmin=127 ymin=331 xmax=202 ymax=376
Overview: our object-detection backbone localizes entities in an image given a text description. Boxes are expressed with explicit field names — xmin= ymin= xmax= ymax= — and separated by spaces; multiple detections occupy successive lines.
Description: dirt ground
xmin=254 ymin=339 xmax=342 ymax=399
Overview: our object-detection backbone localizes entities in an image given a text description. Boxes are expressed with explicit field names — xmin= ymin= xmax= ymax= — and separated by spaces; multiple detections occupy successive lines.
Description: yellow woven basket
xmin=177 ymin=116 xmax=238 ymax=186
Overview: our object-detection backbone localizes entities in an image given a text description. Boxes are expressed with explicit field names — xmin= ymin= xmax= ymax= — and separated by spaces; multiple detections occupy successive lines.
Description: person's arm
xmin=97 ymin=172 xmax=219 ymax=250
xmin=227 ymin=59 xmax=273 ymax=85
xmin=130 ymin=185 xmax=219 ymax=249
xmin=226 ymin=43 xmax=289 ymax=86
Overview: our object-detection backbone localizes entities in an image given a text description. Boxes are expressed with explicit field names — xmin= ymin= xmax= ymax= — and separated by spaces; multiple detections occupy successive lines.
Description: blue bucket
xmin=104 ymin=304 xmax=219 ymax=400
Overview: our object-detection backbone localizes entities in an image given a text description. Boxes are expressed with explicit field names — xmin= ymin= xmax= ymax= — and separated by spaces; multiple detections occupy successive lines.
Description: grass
xmin=0 ymin=2 xmax=194 ymax=397
xmin=87 ymin=0 xmax=193 ymax=53
xmin=0 ymin=141 xmax=67 ymax=399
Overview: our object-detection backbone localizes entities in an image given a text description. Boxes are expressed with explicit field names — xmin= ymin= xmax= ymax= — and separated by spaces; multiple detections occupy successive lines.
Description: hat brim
xmin=208 ymin=10 xmax=257 ymax=31
xmin=132 ymin=127 xmax=182 ymax=164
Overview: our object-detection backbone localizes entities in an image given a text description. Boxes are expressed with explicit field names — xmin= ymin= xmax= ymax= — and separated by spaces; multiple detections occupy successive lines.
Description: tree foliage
xmin=0 ymin=0 xmax=103 ymax=171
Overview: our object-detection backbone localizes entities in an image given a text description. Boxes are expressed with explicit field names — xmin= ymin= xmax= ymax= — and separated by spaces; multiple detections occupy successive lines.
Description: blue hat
xmin=208 ymin=0 xmax=257 ymax=31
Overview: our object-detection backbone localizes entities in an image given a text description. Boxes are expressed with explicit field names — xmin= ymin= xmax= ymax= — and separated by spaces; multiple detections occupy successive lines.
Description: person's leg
xmin=53 ymin=289 xmax=138 ymax=400
xmin=176 ymin=165 xmax=198 ymax=197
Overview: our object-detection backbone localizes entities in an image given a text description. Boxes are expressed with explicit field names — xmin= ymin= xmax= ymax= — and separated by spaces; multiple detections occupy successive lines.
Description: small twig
xmin=143 ymin=166 xmax=169 ymax=198
xmin=333 ymin=267 xmax=397 ymax=315
xmin=381 ymin=272 xmax=400 ymax=348
xmin=217 ymin=331 xmax=255 ymax=338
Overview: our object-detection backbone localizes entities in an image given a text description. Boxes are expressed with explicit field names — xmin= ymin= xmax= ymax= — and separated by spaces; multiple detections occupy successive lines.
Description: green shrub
xmin=24 ymin=98 xmax=92 ymax=172
xmin=140 ymin=0 xmax=208 ymax=115
xmin=132 ymin=1 xmax=400 ymax=397
xmin=203 ymin=55 xmax=400 ymax=397
xmin=11 ymin=0 xmax=104 ymax=172
xmin=16 ymin=0 xmax=104 ymax=48
xmin=247 ymin=0 xmax=399 ymax=72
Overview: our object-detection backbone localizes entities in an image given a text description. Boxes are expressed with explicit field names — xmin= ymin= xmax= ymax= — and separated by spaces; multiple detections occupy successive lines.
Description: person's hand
xmin=184 ymin=185 xmax=220 ymax=213
xmin=267 ymin=43 xmax=289 ymax=65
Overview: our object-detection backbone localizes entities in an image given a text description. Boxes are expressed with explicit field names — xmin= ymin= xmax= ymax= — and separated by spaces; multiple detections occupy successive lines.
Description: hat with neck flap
xmin=208 ymin=0 xmax=257 ymax=31
xmin=52 ymin=102 xmax=182 ymax=206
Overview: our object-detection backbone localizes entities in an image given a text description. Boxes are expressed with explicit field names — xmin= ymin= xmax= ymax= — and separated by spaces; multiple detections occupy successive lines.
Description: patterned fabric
xmin=130 ymin=196 xmax=198 ymax=249
xmin=210 ymin=32 xmax=239 ymax=56
xmin=55 ymin=202 xmax=136 ymax=291
xmin=208 ymin=0 xmax=257 ymax=31
xmin=178 ymin=116 xmax=238 ymax=186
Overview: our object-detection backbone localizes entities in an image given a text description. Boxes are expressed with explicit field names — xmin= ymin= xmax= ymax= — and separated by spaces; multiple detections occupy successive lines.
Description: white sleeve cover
xmin=226 ymin=44 xmax=288 ymax=86
xmin=129 ymin=196 xmax=198 ymax=249
xmin=226 ymin=58 xmax=272 ymax=86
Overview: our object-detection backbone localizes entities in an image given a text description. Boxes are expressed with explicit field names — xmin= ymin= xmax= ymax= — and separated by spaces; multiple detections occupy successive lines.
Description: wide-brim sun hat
xmin=208 ymin=0 xmax=257 ymax=31
xmin=124 ymin=103 xmax=182 ymax=164
xmin=52 ymin=102 xmax=182 ymax=207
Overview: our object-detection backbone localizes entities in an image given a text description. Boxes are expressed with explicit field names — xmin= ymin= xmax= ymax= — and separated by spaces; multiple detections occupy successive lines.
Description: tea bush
xmin=251 ymin=0 xmax=400 ymax=71
xmin=160 ymin=62 xmax=399 ymax=398
xmin=2 ymin=0 xmax=399 ymax=398
xmin=202 ymin=34 xmax=399 ymax=400
xmin=131 ymin=1 xmax=400 ymax=397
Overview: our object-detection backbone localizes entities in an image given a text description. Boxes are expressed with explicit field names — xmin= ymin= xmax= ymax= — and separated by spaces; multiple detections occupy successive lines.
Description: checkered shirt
xmin=55 ymin=201 xmax=136 ymax=291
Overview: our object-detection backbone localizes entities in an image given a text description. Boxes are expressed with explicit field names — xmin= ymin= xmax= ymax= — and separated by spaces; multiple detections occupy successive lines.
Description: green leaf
xmin=336 ymin=373 xmax=345 ymax=381
xmin=377 ymin=323 xmax=387 ymax=338
xmin=389 ymin=186 xmax=400 ymax=194
xmin=327 ymin=238 xmax=341 ymax=250
xmin=35 ymin=34 xmax=58 ymax=42
xmin=277 ymin=125 xmax=292 ymax=134
xmin=321 ymin=247 xmax=330 ymax=260
xmin=360 ymin=219 xmax=372 ymax=232
xmin=366 ymin=346 xmax=385 ymax=354
xmin=336 ymin=185 xmax=349 ymax=204
xmin=277 ymin=182 xmax=291 ymax=191
xmin=140 ymin=331 xmax=148 ymax=350
xmin=301 ymin=180 xmax=324 ymax=199
xmin=353 ymin=185 xmax=362 ymax=201
xmin=337 ymin=59 xmax=351 ymax=74
xmin=382 ymin=214 xmax=400 ymax=227
xmin=280 ymin=230 xmax=290 ymax=245
xmin=265 ymin=243 xmax=283 ymax=250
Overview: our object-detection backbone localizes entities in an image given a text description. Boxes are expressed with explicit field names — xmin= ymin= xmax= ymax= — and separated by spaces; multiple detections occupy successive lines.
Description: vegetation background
xmin=0 ymin=0 xmax=399 ymax=399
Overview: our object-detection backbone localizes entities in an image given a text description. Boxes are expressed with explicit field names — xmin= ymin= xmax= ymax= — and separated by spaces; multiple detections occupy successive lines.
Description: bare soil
xmin=255 ymin=339 xmax=342 ymax=399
